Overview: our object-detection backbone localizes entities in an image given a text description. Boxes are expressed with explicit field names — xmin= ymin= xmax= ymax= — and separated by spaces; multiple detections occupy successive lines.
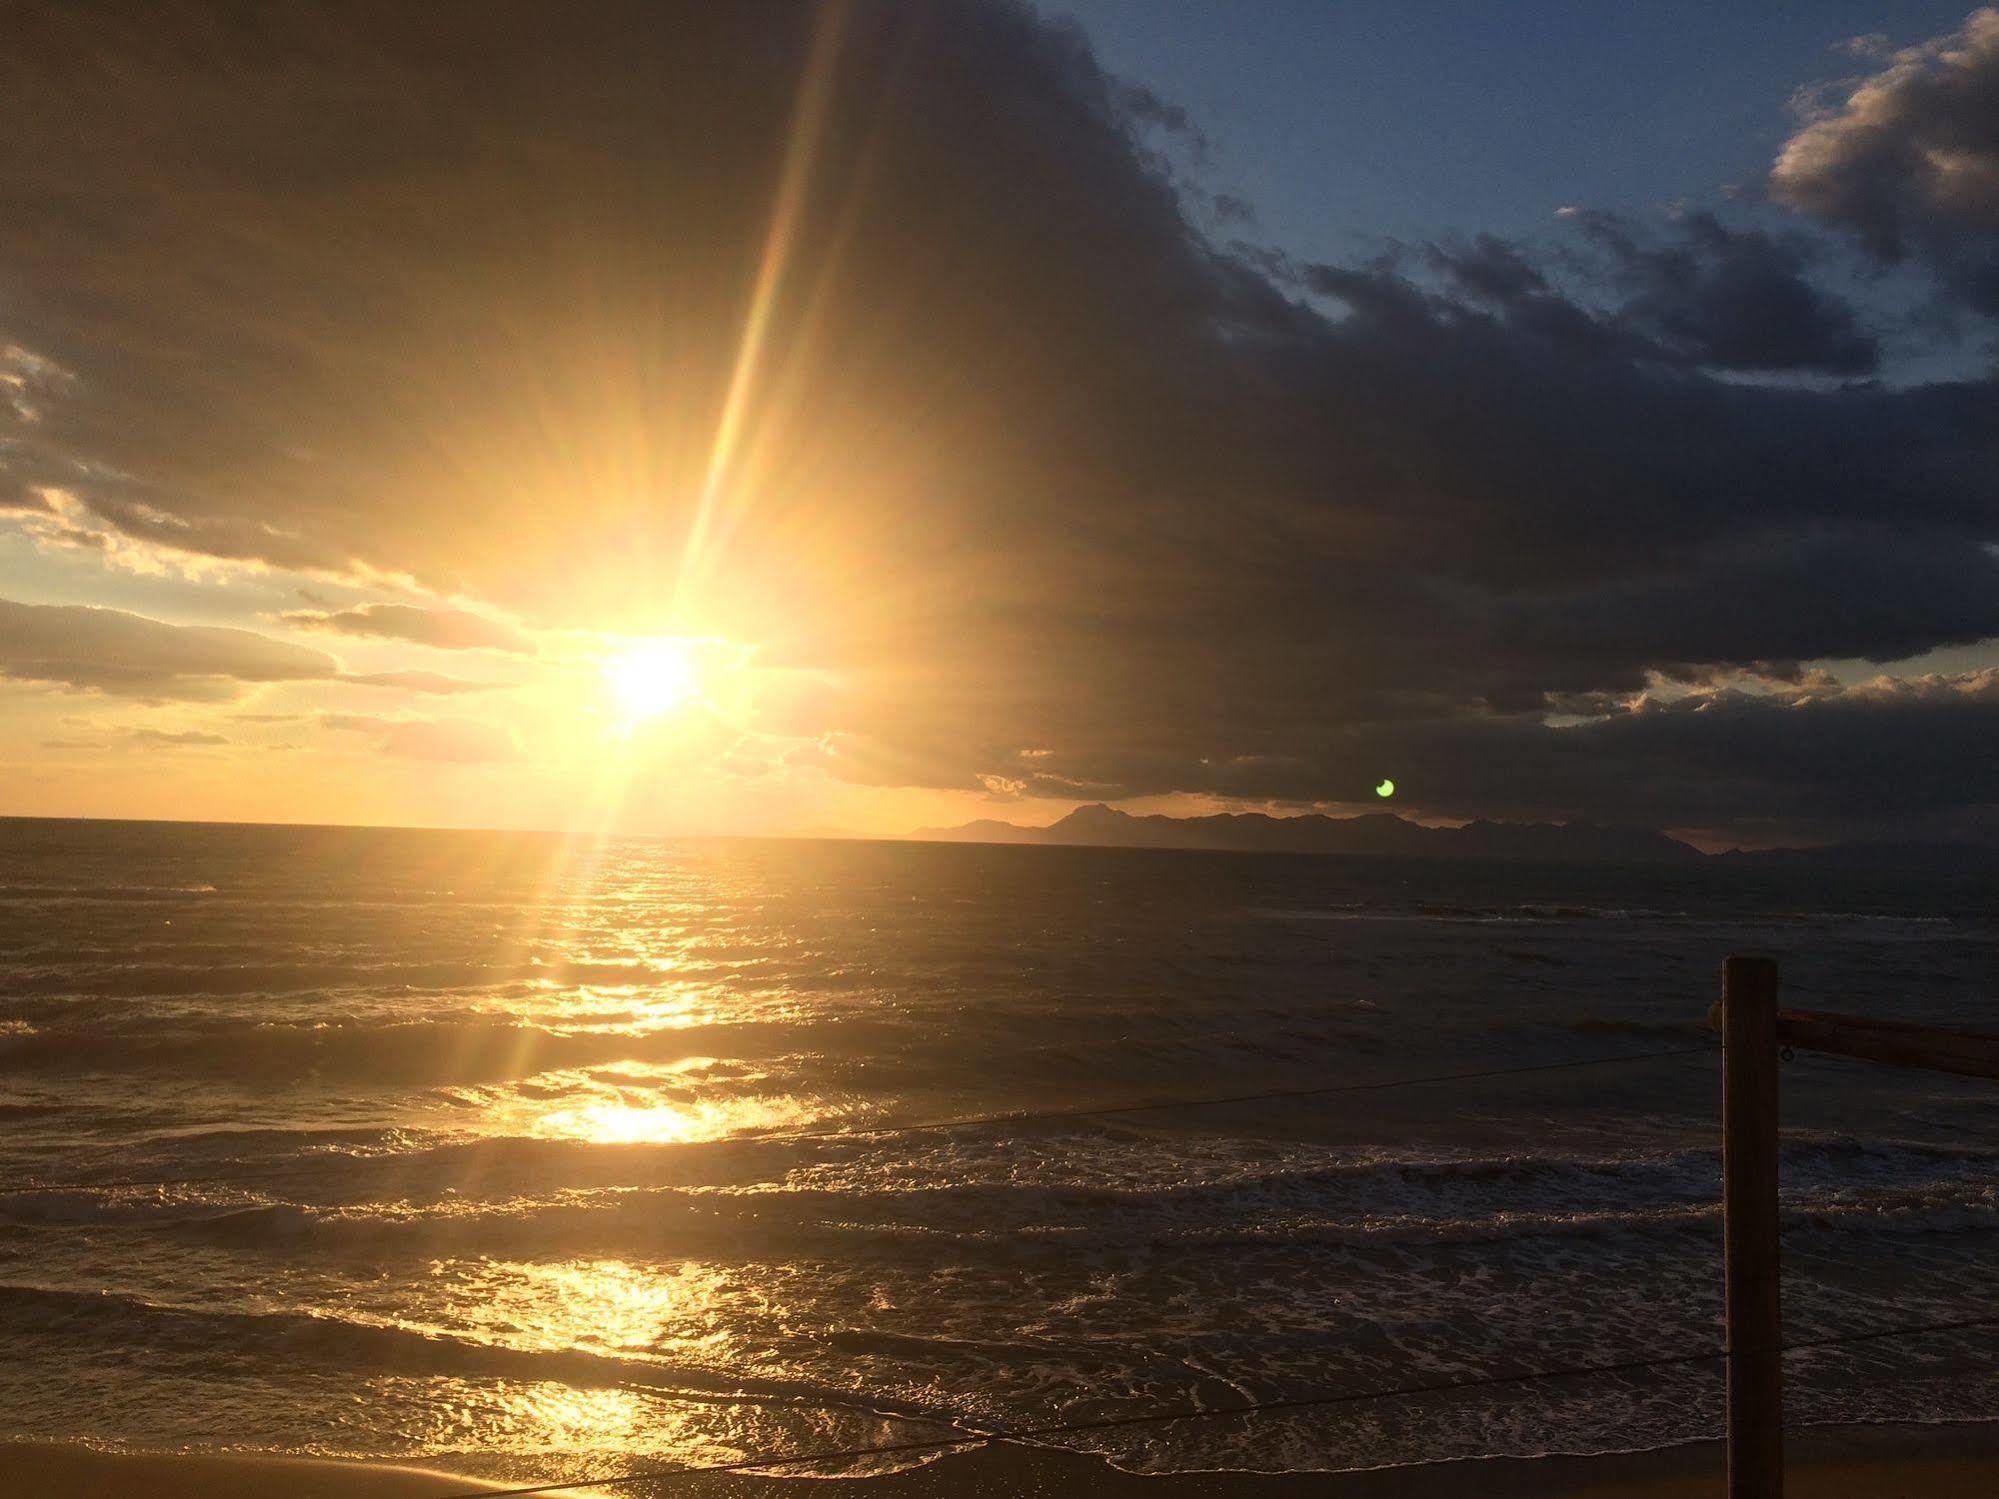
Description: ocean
xmin=1 ymin=817 xmax=1995 ymax=1488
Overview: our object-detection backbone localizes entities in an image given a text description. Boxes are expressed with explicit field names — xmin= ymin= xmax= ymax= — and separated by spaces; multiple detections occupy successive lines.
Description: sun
xmin=606 ymin=639 xmax=701 ymax=722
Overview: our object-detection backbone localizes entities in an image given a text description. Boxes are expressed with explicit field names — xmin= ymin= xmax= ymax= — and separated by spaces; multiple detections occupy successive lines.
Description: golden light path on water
xmin=415 ymin=1260 xmax=733 ymax=1359
xmin=357 ymin=959 xmax=878 ymax=1476
xmin=522 ymin=1059 xmax=822 ymax=1147
xmin=394 ymin=824 xmax=856 ymax=1463
xmin=319 ymin=9 xmax=908 ymax=1472
xmin=424 ymin=969 xmax=837 ymax=1142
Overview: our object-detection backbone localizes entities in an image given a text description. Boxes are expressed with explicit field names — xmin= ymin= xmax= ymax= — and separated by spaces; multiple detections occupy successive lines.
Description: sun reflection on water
xmin=348 ymin=1249 xmax=958 ymax=1481
xmin=470 ymin=980 xmax=812 ymax=1036
xmin=530 ymin=1091 xmax=817 ymax=1145
xmin=373 ymin=1372 xmax=951 ymax=1483
xmin=460 ymin=1258 xmax=728 ymax=1355
xmin=432 ymin=1055 xmax=821 ymax=1144
xmin=380 ymin=1375 xmax=752 ymax=1478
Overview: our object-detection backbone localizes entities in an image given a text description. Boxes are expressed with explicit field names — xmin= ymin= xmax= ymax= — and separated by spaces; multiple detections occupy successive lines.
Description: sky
xmin=1 ymin=1 xmax=1996 ymax=847
xmin=1055 ymin=2 xmax=1978 ymax=243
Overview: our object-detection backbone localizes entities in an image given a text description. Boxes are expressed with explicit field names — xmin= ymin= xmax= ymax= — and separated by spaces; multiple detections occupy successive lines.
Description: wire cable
xmin=2 ymin=1043 xmax=1712 ymax=1195
xmin=426 ymin=1310 xmax=1999 ymax=1498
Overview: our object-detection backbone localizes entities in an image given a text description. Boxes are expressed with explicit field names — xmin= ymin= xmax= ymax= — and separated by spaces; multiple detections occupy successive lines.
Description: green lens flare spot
xmin=1375 ymin=778 xmax=1395 ymax=798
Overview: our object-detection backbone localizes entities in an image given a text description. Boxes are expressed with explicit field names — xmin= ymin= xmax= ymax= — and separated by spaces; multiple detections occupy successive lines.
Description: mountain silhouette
xmin=908 ymin=803 xmax=1704 ymax=862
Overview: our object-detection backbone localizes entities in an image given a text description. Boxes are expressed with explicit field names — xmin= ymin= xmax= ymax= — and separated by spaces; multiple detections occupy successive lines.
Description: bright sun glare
xmin=606 ymin=640 xmax=701 ymax=722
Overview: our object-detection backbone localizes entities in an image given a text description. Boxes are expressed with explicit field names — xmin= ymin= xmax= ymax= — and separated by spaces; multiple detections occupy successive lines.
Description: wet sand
xmin=0 ymin=1442 xmax=510 ymax=1496
xmin=12 ymin=1423 xmax=1999 ymax=1498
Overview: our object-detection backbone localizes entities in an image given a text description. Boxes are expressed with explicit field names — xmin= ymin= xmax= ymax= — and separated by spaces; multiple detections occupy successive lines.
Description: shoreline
xmin=13 ymin=1421 xmax=1999 ymax=1498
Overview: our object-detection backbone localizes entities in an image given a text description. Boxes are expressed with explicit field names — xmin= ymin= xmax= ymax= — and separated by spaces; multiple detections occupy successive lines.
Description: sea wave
xmin=7 ymin=826 xmax=1998 ymax=1473
xmin=1254 ymin=903 xmax=1969 ymax=930
xmin=7 ymin=1134 xmax=1993 ymax=1256
xmin=0 ymin=957 xmax=701 ymax=1000
xmin=0 ymin=1280 xmax=938 ymax=1421
xmin=0 ymin=1017 xmax=804 ymax=1082
xmin=0 ymin=883 xmax=220 ymax=903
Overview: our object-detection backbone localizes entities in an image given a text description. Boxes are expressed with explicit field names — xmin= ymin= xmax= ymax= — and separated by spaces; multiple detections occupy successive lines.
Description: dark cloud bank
xmin=3 ymin=2 xmax=1997 ymax=840
xmin=0 ymin=599 xmax=493 ymax=700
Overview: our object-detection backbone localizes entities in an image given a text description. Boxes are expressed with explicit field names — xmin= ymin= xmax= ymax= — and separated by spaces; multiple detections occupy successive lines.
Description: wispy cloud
xmin=283 ymin=604 xmax=534 ymax=654
xmin=319 ymin=713 xmax=521 ymax=763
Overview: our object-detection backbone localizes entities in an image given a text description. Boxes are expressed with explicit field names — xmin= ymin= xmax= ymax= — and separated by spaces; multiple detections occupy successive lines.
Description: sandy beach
xmin=0 ymin=1442 xmax=510 ymax=1497
xmin=12 ymin=1424 xmax=1999 ymax=1499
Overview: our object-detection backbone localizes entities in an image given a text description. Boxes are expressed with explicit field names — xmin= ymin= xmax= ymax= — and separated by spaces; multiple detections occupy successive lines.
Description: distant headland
xmin=908 ymin=803 xmax=1702 ymax=862
xmin=907 ymin=803 xmax=1999 ymax=867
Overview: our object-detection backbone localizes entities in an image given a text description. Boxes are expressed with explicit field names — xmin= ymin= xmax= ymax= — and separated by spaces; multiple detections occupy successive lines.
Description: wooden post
xmin=1721 ymin=954 xmax=1782 ymax=1498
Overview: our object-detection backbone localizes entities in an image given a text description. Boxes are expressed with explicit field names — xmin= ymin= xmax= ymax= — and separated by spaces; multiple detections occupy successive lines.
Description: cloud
xmin=0 ymin=341 xmax=75 ymax=428
xmin=1414 ymin=215 xmax=1879 ymax=375
xmin=1571 ymin=210 xmax=1879 ymax=374
xmin=1115 ymin=80 xmax=1211 ymax=160
xmin=127 ymin=728 xmax=229 ymax=748
xmin=372 ymin=718 xmax=520 ymax=763
xmin=844 ymin=670 xmax=1999 ymax=837
xmin=283 ymin=603 xmax=534 ymax=654
xmin=319 ymin=713 xmax=521 ymax=763
xmin=1423 ymin=233 xmax=1554 ymax=304
xmin=338 ymin=670 xmax=501 ymax=695
xmin=1 ymin=2 xmax=1995 ymax=836
xmin=0 ymin=596 xmax=507 ymax=704
xmin=1772 ymin=8 xmax=1999 ymax=317
xmin=0 ymin=598 xmax=339 ymax=699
